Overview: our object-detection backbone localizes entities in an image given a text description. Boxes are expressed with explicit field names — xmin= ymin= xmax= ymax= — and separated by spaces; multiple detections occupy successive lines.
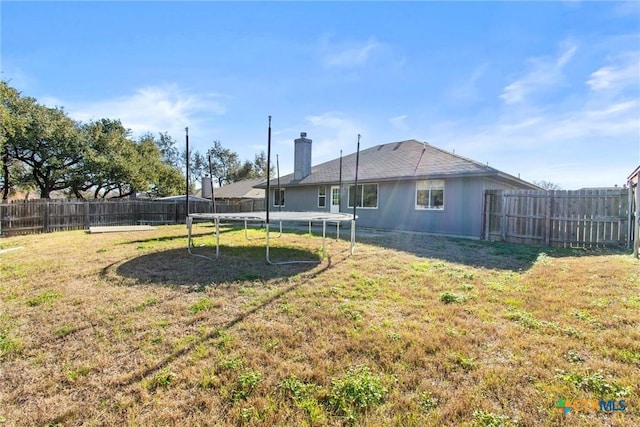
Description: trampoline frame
xmin=187 ymin=211 xmax=356 ymax=265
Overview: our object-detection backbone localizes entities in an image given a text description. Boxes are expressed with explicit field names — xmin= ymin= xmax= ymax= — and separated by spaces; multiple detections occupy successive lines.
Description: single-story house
xmin=258 ymin=132 xmax=540 ymax=239
xmin=207 ymin=177 xmax=266 ymax=204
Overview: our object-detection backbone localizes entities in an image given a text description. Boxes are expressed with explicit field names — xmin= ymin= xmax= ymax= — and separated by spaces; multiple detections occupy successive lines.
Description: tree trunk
xmin=1 ymin=150 xmax=9 ymax=202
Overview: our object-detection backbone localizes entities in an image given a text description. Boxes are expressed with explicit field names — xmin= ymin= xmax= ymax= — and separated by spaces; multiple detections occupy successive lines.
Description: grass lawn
xmin=0 ymin=224 xmax=638 ymax=426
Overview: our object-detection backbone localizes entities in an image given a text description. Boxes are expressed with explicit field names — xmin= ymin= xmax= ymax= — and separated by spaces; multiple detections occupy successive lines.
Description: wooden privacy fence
xmin=0 ymin=198 xmax=265 ymax=236
xmin=484 ymin=189 xmax=630 ymax=248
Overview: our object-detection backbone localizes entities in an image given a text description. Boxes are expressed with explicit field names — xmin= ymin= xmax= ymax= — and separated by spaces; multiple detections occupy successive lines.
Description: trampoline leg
xmin=266 ymin=222 xmax=271 ymax=264
xmin=336 ymin=221 xmax=340 ymax=240
xmin=187 ymin=216 xmax=219 ymax=261
xmin=215 ymin=218 xmax=220 ymax=258
xmin=321 ymin=220 xmax=326 ymax=260
xmin=265 ymin=220 xmax=324 ymax=265
xmin=350 ymin=220 xmax=356 ymax=255
xmin=187 ymin=216 xmax=194 ymax=254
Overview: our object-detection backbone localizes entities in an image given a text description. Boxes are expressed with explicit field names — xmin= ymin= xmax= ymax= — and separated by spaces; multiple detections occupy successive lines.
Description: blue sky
xmin=2 ymin=1 xmax=639 ymax=189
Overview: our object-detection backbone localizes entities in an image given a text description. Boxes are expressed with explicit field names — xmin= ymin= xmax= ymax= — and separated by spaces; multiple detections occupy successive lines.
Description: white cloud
xmin=586 ymin=100 xmax=637 ymax=117
xmin=389 ymin=115 xmax=409 ymax=131
xmin=320 ymin=35 xmax=383 ymax=69
xmin=304 ymin=112 xmax=364 ymax=162
xmin=61 ymin=84 xmax=226 ymax=141
xmin=500 ymin=42 xmax=578 ymax=105
xmin=265 ymin=113 xmax=363 ymax=176
xmin=1 ymin=64 xmax=36 ymax=93
xmin=613 ymin=1 xmax=640 ymax=17
xmin=587 ymin=55 xmax=640 ymax=91
xmin=428 ymin=90 xmax=639 ymax=189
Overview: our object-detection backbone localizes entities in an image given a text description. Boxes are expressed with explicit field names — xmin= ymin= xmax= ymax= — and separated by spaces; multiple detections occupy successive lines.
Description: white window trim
xmin=348 ymin=183 xmax=378 ymax=209
xmin=273 ymin=188 xmax=285 ymax=207
xmin=415 ymin=179 xmax=445 ymax=210
xmin=318 ymin=186 xmax=327 ymax=208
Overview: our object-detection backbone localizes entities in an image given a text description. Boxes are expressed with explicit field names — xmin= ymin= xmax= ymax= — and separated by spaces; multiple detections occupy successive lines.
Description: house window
xmin=273 ymin=188 xmax=285 ymax=207
xmin=416 ymin=180 xmax=444 ymax=210
xmin=348 ymin=183 xmax=378 ymax=208
xmin=318 ymin=186 xmax=326 ymax=208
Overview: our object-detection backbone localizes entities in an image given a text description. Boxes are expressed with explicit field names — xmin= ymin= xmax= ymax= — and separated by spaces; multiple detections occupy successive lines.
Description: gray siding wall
xmin=277 ymin=177 xmax=522 ymax=238
xmin=270 ymin=186 xmax=328 ymax=212
xmin=356 ymin=178 xmax=483 ymax=237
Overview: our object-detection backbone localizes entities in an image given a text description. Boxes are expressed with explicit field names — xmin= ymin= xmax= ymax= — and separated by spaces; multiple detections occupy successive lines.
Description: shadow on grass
xmin=114 ymin=245 xmax=319 ymax=287
xmin=110 ymin=251 xmax=341 ymax=390
xmin=353 ymin=229 xmax=630 ymax=272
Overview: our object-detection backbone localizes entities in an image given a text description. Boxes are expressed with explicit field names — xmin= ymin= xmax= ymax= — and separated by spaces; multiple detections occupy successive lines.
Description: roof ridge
xmin=420 ymin=142 xmax=498 ymax=172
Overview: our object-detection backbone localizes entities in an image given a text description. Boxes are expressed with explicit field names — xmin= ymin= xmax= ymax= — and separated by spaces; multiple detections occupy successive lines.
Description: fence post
xmin=635 ymin=172 xmax=639 ymax=258
xmin=133 ymin=199 xmax=138 ymax=225
xmin=544 ymin=191 xmax=552 ymax=247
xmin=43 ymin=200 xmax=50 ymax=233
xmin=483 ymin=191 xmax=491 ymax=240
xmin=84 ymin=201 xmax=90 ymax=229
xmin=500 ymin=193 xmax=507 ymax=242
xmin=626 ymin=185 xmax=633 ymax=252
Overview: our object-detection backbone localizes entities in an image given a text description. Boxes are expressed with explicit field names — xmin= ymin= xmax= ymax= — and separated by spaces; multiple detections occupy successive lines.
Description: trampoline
xmin=187 ymin=211 xmax=357 ymax=264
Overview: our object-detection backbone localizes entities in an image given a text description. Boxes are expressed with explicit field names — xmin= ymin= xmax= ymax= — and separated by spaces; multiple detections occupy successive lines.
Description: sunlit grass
xmin=0 ymin=225 xmax=637 ymax=426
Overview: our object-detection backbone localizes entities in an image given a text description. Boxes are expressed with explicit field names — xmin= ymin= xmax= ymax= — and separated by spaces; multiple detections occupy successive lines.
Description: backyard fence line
xmin=483 ymin=188 xmax=630 ymax=248
xmin=0 ymin=198 xmax=265 ymax=236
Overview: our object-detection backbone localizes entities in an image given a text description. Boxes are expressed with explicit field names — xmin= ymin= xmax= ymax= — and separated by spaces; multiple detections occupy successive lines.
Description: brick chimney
xmin=294 ymin=132 xmax=312 ymax=180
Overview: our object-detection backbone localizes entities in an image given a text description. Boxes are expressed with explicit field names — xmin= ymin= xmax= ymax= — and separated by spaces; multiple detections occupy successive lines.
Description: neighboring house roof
xmin=156 ymin=195 xmax=212 ymax=202
xmin=628 ymin=165 xmax=639 ymax=185
xmin=259 ymin=139 xmax=539 ymax=189
xmin=213 ymin=178 xmax=266 ymax=199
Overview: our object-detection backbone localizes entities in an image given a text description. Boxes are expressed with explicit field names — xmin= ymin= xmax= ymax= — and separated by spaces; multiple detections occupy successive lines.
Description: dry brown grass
xmin=0 ymin=223 xmax=638 ymax=426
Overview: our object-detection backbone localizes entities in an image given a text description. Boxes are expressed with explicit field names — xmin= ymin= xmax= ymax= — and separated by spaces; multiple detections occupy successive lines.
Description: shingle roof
xmin=261 ymin=139 xmax=537 ymax=188
xmin=214 ymin=177 xmax=266 ymax=199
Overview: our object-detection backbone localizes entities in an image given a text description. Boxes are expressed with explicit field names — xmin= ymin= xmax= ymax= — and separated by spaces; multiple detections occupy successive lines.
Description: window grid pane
xmin=274 ymin=189 xmax=285 ymax=207
xmin=416 ymin=180 xmax=444 ymax=210
xmin=348 ymin=184 xmax=377 ymax=208
xmin=318 ymin=186 xmax=326 ymax=207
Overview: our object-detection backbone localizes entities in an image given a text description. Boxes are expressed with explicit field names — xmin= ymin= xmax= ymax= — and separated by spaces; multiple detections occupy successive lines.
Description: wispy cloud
xmin=1 ymin=63 xmax=36 ymax=92
xmin=427 ymin=35 xmax=638 ymax=190
xmin=389 ymin=115 xmax=409 ymax=132
xmin=613 ymin=1 xmax=640 ymax=17
xmin=587 ymin=53 xmax=640 ymax=91
xmin=430 ymin=90 xmax=638 ymax=188
xmin=55 ymin=84 xmax=226 ymax=141
xmin=304 ymin=112 xmax=364 ymax=162
xmin=500 ymin=42 xmax=578 ymax=105
xmin=319 ymin=35 xmax=383 ymax=69
xmin=447 ymin=62 xmax=490 ymax=105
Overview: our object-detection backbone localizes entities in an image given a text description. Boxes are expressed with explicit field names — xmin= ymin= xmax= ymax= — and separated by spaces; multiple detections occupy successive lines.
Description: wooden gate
xmin=483 ymin=189 xmax=630 ymax=247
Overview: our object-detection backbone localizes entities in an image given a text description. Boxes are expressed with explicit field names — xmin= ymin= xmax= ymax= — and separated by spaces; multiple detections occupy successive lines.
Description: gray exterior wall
xmin=270 ymin=186 xmax=326 ymax=212
xmin=271 ymin=177 xmax=523 ymax=238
